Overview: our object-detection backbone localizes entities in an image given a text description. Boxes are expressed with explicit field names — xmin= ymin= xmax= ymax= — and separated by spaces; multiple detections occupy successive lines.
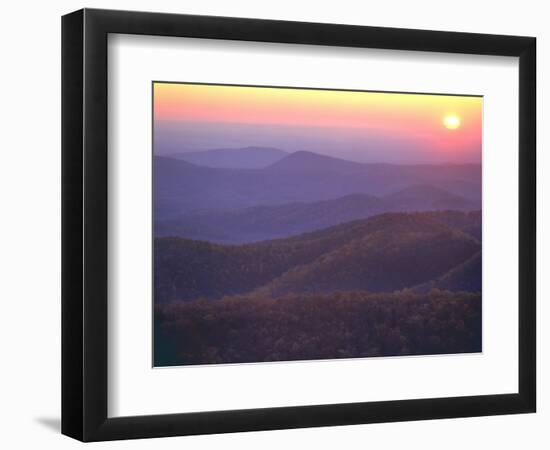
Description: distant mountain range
xmin=268 ymin=150 xmax=365 ymax=173
xmin=154 ymin=150 xmax=481 ymax=222
xmin=169 ymin=146 xmax=288 ymax=169
xmin=154 ymin=211 xmax=481 ymax=303
xmin=156 ymin=186 xmax=478 ymax=243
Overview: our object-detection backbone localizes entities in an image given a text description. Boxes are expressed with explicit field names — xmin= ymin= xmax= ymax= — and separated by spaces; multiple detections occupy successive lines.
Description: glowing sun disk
xmin=443 ymin=114 xmax=461 ymax=130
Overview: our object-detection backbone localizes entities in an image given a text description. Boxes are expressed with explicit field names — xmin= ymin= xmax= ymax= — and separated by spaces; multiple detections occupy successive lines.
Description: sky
xmin=153 ymin=82 xmax=482 ymax=164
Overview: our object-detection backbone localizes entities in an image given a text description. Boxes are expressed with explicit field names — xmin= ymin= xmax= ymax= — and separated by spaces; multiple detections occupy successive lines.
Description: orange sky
xmin=153 ymin=82 xmax=482 ymax=163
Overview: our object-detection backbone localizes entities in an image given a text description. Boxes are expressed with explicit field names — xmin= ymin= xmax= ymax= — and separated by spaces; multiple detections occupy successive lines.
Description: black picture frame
xmin=62 ymin=8 xmax=536 ymax=442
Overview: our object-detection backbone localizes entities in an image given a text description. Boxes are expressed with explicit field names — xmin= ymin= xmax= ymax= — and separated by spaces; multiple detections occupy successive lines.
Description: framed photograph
xmin=62 ymin=8 xmax=536 ymax=441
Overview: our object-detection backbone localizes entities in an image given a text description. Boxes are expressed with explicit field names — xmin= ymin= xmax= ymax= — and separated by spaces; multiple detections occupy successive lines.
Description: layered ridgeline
xmin=154 ymin=211 xmax=481 ymax=304
xmin=153 ymin=148 xmax=482 ymax=365
xmin=169 ymin=146 xmax=288 ymax=169
xmin=156 ymin=187 xmax=479 ymax=244
xmin=154 ymin=151 xmax=481 ymax=222
xmin=154 ymin=211 xmax=482 ymax=366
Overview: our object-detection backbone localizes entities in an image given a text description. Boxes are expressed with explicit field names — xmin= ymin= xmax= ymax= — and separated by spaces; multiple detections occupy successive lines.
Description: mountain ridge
xmin=154 ymin=211 xmax=481 ymax=303
xmin=170 ymin=146 xmax=288 ymax=169
xmin=154 ymin=151 xmax=481 ymax=220
xmin=266 ymin=150 xmax=365 ymax=172
xmin=155 ymin=187 xmax=479 ymax=243
xmin=267 ymin=150 xmax=482 ymax=171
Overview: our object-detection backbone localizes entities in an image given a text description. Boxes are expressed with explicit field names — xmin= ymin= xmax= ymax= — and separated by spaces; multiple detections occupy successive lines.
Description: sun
xmin=443 ymin=114 xmax=461 ymax=130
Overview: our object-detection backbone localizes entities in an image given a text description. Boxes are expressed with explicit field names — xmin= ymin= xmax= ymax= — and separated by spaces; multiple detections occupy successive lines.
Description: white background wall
xmin=0 ymin=0 xmax=546 ymax=448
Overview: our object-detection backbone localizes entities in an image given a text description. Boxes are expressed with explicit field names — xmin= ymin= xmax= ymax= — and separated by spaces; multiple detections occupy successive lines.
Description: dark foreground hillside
xmin=155 ymin=290 xmax=481 ymax=366
xmin=154 ymin=211 xmax=482 ymax=365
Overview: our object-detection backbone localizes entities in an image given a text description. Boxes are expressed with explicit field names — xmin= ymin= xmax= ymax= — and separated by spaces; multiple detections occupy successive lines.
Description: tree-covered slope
xmin=413 ymin=251 xmax=482 ymax=293
xmin=253 ymin=214 xmax=479 ymax=297
xmin=155 ymin=290 xmax=482 ymax=366
xmin=154 ymin=212 xmax=480 ymax=303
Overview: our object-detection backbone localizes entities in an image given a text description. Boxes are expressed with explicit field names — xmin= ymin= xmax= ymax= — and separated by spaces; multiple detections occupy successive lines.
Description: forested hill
xmin=154 ymin=211 xmax=481 ymax=303
xmin=154 ymin=290 xmax=482 ymax=366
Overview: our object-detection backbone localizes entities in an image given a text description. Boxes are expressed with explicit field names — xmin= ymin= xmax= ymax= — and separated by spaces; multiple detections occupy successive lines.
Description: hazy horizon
xmin=153 ymin=83 xmax=482 ymax=165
